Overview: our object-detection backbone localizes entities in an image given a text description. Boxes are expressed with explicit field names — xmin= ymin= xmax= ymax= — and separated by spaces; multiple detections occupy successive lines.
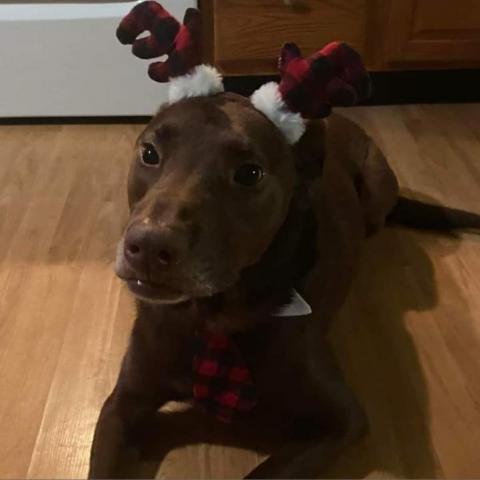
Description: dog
xmin=87 ymin=91 xmax=479 ymax=478
xmin=88 ymin=3 xmax=480 ymax=478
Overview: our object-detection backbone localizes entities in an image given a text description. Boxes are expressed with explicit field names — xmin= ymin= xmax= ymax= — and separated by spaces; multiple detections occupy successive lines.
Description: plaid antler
xmin=251 ymin=41 xmax=370 ymax=144
xmin=116 ymin=1 xmax=202 ymax=82
xmin=278 ymin=41 xmax=371 ymax=119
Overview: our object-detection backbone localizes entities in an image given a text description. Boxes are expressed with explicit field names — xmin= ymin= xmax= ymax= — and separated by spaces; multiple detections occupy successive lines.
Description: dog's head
xmin=115 ymin=93 xmax=296 ymax=303
xmin=114 ymin=1 xmax=369 ymax=304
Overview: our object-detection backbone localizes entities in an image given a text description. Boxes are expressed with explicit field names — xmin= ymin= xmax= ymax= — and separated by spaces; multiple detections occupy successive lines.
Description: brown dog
xmin=88 ymin=92 xmax=479 ymax=478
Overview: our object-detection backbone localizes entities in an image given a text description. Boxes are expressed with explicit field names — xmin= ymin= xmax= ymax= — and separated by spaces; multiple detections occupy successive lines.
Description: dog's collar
xmin=273 ymin=289 xmax=312 ymax=317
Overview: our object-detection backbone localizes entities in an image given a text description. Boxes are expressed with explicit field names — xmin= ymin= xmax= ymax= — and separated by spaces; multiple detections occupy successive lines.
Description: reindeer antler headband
xmin=117 ymin=1 xmax=371 ymax=144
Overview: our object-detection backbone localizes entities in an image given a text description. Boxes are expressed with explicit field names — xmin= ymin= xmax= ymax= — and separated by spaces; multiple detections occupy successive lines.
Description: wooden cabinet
xmin=200 ymin=0 xmax=480 ymax=75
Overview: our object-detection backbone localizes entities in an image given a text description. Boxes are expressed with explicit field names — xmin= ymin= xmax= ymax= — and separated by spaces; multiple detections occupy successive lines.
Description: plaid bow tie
xmin=193 ymin=331 xmax=257 ymax=423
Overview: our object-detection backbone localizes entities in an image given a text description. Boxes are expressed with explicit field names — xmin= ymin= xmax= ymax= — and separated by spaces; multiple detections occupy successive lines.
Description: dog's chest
xmin=165 ymin=320 xmax=307 ymax=411
xmin=143 ymin=302 xmax=313 ymax=422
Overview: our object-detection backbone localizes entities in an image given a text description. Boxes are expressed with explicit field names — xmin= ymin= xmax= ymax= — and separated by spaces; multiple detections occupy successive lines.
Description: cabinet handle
xmin=283 ymin=0 xmax=306 ymax=7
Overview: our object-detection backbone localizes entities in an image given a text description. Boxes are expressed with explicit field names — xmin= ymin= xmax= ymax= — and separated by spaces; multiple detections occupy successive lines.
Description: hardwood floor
xmin=0 ymin=104 xmax=479 ymax=479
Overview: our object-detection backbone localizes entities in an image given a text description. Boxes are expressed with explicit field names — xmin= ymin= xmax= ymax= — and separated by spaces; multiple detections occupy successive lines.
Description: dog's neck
xmin=191 ymin=188 xmax=317 ymax=331
xmin=240 ymin=190 xmax=317 ymax=300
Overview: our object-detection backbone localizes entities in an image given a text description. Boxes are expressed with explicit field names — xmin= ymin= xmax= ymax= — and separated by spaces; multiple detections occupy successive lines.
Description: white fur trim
xmin=168 ymin=65 xmax=224 ymax=104
xmin=250 ymin=82 xmax=306 ymax=144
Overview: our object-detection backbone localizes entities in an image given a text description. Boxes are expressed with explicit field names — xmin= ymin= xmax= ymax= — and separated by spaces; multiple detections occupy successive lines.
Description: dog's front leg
xmin=246 ymin=339 xmax=367 ymax=479
xmin=88 ymin=384 xmax=163 ymax=479
xmin=245 ymin=433 xmax=361 ymax=479
xmin=88 ymin=336 xmax=174 ymax=479
xmin=245 ymin=404 xmax=366 ymax=479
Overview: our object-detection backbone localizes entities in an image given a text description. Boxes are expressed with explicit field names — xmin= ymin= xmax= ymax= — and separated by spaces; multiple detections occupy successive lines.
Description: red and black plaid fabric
xmin=116 ymin=1 xmax=202 ymax=82
xmin=193 ymin=331 xmax=257 ymax=423
xmin=278 ymin=41 xmax=371 ymax=119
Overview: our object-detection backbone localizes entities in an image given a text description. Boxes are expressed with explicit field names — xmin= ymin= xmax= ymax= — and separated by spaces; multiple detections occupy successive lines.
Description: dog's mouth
xmin=114 ymin=239 xmax=238 ymax=304
xmin=122 ymin=277 xmax=188 ymax=304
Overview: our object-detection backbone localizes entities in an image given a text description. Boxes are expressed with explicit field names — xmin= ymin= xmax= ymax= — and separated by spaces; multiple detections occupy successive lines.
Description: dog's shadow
xmin=129 ymin=225 xmax=460 ymax=479
xmin=325 ymin=226 xmax=445 ymax=479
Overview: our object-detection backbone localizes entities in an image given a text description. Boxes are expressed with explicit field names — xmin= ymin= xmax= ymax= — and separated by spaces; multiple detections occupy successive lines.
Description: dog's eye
xmin=140 ymin=143 xmax=160 ymax=167
xmin=233 ymin=164 xmax=264 ymax=187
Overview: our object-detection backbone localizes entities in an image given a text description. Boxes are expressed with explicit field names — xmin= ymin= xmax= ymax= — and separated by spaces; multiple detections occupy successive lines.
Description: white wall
xmin=0 ymin=1 xmax=195 ymax=117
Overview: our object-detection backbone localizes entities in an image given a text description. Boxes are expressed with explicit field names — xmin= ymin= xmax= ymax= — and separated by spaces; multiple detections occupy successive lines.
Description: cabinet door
xmin=206 ymin=0 xmax=368 ymax=75
xmin=383 ymin=0 xmax=480 ymax=67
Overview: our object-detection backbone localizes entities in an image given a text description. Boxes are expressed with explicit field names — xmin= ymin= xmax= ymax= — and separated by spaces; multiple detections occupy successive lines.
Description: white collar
xmin=273 ymin=289 xmax=312 ymax=317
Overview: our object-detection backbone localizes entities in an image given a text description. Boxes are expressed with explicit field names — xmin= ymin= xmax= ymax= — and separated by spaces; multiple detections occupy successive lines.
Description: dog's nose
xmin=124 ymin=222 xmax=187 ymax=271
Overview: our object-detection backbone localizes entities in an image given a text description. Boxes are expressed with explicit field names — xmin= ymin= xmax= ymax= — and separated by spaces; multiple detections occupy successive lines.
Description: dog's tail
xmin=387 ymin=196 xmax=480 ymax=231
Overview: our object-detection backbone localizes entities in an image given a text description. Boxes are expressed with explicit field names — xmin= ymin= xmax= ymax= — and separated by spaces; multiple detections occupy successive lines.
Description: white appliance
xmin=0 ymin=1 xmax=195 ymax=117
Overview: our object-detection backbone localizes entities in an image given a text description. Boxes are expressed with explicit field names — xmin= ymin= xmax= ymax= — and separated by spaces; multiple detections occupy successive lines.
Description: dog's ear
xmin=291 ymin=120 xmax=326 ymax=179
